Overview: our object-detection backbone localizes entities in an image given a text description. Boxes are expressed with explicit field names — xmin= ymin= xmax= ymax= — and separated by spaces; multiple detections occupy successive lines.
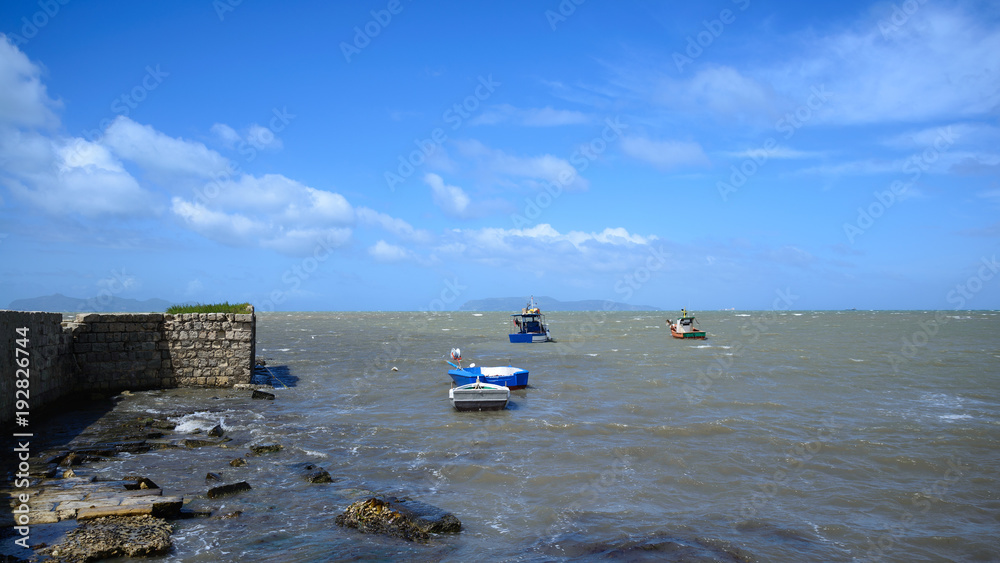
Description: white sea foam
xmin=172 ymin=412 xmax=226 ymax=434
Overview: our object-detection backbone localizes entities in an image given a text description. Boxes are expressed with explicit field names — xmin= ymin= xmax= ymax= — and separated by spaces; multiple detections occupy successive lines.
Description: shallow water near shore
xmin=21 ymin=311 xmax=1000 ymax=561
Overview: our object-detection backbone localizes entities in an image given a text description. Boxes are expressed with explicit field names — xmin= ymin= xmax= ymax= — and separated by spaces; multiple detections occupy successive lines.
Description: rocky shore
xmin=2 ymin=383 xmax=462 ymax=561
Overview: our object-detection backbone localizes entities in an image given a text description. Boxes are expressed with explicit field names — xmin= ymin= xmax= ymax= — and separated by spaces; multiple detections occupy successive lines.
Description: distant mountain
xmin=459 ymin=296 xmax=660 ymax=312
xmin=6 ymin=293 xmax=174 ymax=313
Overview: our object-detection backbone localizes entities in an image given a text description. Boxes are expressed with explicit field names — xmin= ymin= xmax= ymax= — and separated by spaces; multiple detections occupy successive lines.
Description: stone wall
xmin=165 ymin=312 xmax=256 ymax=387
xmin=0 ymin=311 xmax=76 ymax=421
xmin=0 ymin=309 xmax=255 ymax=425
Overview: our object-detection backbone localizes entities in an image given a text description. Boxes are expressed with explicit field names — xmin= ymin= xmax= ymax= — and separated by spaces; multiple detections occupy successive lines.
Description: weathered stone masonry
xmin=0 ymin=308 xmax=255 ymax=424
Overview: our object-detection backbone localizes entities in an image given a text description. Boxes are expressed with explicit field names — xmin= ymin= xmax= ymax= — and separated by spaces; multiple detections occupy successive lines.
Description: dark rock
xmin=151 ymin=419 xmax=177 ymax=430
xmin=59 ymin=452 xmax=80 ymax=467
xmin=249 ymin=443 xmax=282 ymax=455
xmin=255 ymin=357 xmax=267 ymax=366
xmin=206 ymin=472 xmax=223 ymax=481
xmin=207 ymin=481 xmax=252 ymax=499
xmin=178 ymin=507 xmax=213 ymax=519
xmin=287 ymin=461 xmax=336 ymax=483
xmin=307 ymin=470 xmax=335 ymax=483
xmin=536 ymin=531 xmax=758 ymax=562
xmin=184 ymin=438 xmax=218 ymax=448
xmin=334 ymin=496 xmax=461 ymax=541
xmin=252 ymin=389 xmax=275 ymax=400
xmin=91 ymin=440 xmax=150 ymax=454
xmin=123 ymin=477 xmax=158 ymax=490
xmin=37 ymin=515 xmax=172 ymax=561
xmin=229 ymin=458 xmax=247 ymax=467
xmin=208 ymin=424 xmax=225 ymax=437
xmin=220 ymin=510 xmax=243 ymax=519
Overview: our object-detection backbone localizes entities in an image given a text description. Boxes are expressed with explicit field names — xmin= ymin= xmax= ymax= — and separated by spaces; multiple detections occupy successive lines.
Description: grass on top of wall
xmin=166 ymin=302 xmax=253 ymax=315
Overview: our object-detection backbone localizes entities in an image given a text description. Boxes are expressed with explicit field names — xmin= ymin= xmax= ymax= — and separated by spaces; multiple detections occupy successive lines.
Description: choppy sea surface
xmin=35 ymin=311 xmax=1000 ymax=561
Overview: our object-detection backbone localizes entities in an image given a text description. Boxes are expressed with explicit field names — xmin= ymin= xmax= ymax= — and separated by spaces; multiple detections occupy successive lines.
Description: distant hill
xmin=459 ymin=296 xmax=660 ymax=312
xmin=6 ymin=293 xmax=174 ymax=313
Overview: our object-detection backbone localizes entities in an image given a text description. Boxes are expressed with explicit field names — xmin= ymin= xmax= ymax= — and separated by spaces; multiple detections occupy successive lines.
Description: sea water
xmin=31 ymin=311 xmax=1000 ymax=561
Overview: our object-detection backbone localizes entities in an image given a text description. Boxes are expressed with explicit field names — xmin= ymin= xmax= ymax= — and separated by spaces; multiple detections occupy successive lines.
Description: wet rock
xmin=536 ymin=531 xmax=757 ymax=562
xmin=123 ymin=477 xmax=158 ymax=490
xmin=38 ymin=515 xmax=172 ymax=562
xmin=184 ymin=438 xmax=215 ymax=448
xmin=229 ymin=458 xmax=247 ymax=467
xmin=184 ymin=437 xmax=231 ymax=448
xmin=252 ymin=389 xmax=275 ymax=400
xmin=59 ymin=452 xmax=81 ymax=467
xmin=88 ymin=440 xmax=150 ymax=455
xmin=208 ymin=424 xmax=225 ymax=437
xmin=307 ymin=470 xmax=335 ymax=483
xmin=288 ymin=462 xmax=336 ymax=483
xmin=206 ymin=472 xmax=223 ymax=481
xmin=178 ymin=507 xmax=213 ymax=519
xmin=151 ymin=419 xmax=177 ymax=430
xmin=221 ymin=510 xmax=243 ymax=519
xmin=334 ymin=496 xmax=461 ymax=541
xmin=207 ymin=481 xmax=252 ymax=499
xmin=255 ymin=357 xmax=267 ymax=366
xmin=249 ymin=443 xmax=282 ymax=455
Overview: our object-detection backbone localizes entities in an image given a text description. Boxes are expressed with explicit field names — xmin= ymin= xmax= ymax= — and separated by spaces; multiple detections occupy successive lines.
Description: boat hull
xmin=670 ymin=328 xmax=706 ymax=339
xmin=448 ymin=366 xmax=529 ymax=389
xmin=508 ymin=332 xmax=551 ymax=343
xmin=449 ymin=384 xmax=510 ymax=411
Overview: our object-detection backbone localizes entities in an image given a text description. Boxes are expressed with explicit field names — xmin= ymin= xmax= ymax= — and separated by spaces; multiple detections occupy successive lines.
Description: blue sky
xmin=1 ymin=0 xmax=998 ymax=311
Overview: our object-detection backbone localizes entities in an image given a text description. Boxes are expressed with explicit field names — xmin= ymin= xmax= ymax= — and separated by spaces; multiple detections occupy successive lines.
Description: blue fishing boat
xmin=509 ymin=296 xmax=552 ymax=343
xmin=447 ymin=348 xmax=529 ymax=389
xmin=448 ymin=365 xmax=529 ymax=389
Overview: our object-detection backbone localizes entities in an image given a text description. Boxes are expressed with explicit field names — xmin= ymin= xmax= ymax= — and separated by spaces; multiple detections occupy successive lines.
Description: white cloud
xmin=260 ymin=227 xmax=352 ymax=255
xmin=0 ymin=36 xmax=61 ymax=129
xmin=102 ymin=116 xmax=230 ymax=180
xmin=369 ymin=240 xmax=411 ymax=262
xmin=681 ymin=66 xmax=775 ymax=118
xmin=621 ymin=136 xmax=710 ymax=170
xmin=429 ymin=223 xmax=661 ymax=275
xmin=727 ymin=146 xmax=824 ymax=160
xmin=775 ymin=6 xmax=1000 ymax=125
xmin=211 ymin=121 xmax=284 ymax=151
xmin=171 ymin=198 xmax=262 ymax=246
xmin=198 ymin=174 xmax=354 ymax=225
xmin=209 ymin=123 xmax=242 ymax=147
xmin=2 ymin=133 xmax=152 ymax=217
xmin=425 ymin=173 xmax=471 ymax=217
xmin=470 ymin=104 xmax=590 ymax=127
xmin=356 ymin=207 xmax=433 ymax=243
xmin=170 ymin=173 xmax=357 ymax=254
xmin=454 ymin=139 xmax=589 ymax=191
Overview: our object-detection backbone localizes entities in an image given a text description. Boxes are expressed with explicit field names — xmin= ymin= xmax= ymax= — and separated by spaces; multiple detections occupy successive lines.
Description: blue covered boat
xmin=448 ymin=365 xmax=529 ymax=389
xmin=509 ymin=296 xmax=552 ymax=343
